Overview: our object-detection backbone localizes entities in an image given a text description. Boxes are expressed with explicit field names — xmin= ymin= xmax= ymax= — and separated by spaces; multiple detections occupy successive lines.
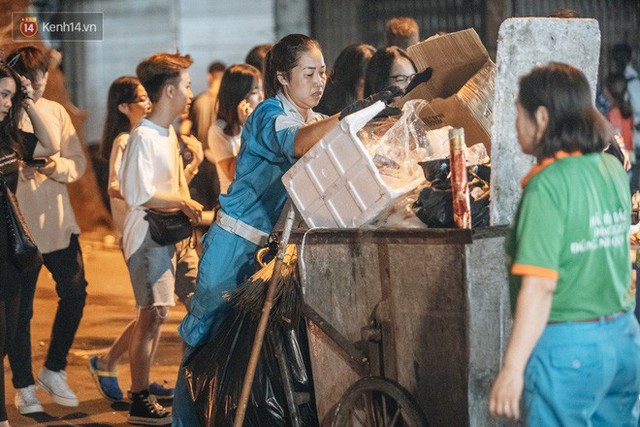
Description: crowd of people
xmin=0 ymin=11 xmax=639 ymax=427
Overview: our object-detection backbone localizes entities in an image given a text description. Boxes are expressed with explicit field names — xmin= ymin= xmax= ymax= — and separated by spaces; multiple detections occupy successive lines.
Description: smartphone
xmin=24 ymin=158 xmax=46 ymax=167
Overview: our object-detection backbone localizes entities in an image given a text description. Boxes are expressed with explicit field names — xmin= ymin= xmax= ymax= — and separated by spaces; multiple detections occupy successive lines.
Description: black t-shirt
xmin=1 ymin=131 xmax=38 ymax=290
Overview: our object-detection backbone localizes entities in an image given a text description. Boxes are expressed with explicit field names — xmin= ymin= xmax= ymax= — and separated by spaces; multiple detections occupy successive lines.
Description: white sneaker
xmin=36 ymin=367 xmax=79 ymax=407
xmin=14 ymin=385 xmax=43 ymax=414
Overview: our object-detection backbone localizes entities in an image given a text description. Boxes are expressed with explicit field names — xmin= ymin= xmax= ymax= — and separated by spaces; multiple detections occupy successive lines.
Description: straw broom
xmin=230 ymin=207 xmax=301 ymax=427
xmin=225 ymin=244 xmax=301 ymax=324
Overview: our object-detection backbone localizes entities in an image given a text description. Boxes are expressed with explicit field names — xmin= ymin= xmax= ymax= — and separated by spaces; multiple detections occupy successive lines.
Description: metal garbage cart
xmin=292 ymin=226 xmax=514 ymax=427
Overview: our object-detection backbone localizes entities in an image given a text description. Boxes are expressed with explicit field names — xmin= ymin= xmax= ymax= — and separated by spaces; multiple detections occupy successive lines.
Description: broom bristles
xmin=225 ymin=245 xmax=302 ymax=324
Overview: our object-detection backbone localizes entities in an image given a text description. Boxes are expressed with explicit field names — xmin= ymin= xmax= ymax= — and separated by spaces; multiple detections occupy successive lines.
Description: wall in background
xmin=60 ymin=0 xmax=275 ymax=144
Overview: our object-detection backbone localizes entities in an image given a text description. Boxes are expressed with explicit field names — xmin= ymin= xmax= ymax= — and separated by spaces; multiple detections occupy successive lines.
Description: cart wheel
xmin=330 ymin=377 xmax=428 ymax=427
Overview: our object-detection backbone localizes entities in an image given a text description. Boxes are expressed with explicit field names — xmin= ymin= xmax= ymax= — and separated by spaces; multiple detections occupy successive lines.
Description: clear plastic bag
xmin=358 ymin=100 xmax=430 ymax=188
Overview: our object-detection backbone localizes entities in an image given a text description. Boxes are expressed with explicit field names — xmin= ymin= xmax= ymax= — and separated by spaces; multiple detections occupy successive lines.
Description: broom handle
xmin=233 ymin=206 xmax=296 ymax=427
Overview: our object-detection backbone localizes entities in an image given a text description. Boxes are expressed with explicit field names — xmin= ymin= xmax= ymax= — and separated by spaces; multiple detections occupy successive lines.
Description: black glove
xmin=339 ymin=85 xmax=404 ymax=120
xmin=374 ymin=106 xmax=402 ymax=119
xmin=404 ymin=67 xmax=433 ymax=94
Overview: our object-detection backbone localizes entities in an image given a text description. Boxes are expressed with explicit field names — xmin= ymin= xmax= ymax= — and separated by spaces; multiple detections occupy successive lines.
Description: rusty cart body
xmin=293 ymin=226 xmax=515 ymax=427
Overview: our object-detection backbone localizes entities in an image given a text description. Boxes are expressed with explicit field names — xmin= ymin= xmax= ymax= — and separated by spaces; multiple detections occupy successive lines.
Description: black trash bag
xmin=419 ymin=158 xmax=450 ymax=184
xmin=470 ymin=194 xmax=490 ymax=228
xmin=413 ymin=186 xmax=455 ymax=227
xmin=183 ymin=307 xmax=318 ymax=427
xmin=413 ymin=160 xmax=491 ymax=228
xmin=473 ymin=163 xmax=491 ymax=183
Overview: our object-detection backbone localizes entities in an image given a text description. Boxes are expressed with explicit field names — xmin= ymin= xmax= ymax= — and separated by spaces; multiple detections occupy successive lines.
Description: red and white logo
xmin=19 ymin=17 xmax=38 ymax=38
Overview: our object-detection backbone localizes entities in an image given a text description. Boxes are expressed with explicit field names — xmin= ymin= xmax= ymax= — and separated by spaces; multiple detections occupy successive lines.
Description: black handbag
xmin=0 ymin=175 xmax=43 ymax=272
xmin=145 ymin=209 xmax=193 ymax=246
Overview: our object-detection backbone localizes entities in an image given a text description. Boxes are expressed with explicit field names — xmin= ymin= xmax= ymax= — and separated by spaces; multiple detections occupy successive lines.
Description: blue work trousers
xmin=523 ymin=311 xmax=640 ymax=426
xmin=174 ymin=224 xmax=258 ymax=425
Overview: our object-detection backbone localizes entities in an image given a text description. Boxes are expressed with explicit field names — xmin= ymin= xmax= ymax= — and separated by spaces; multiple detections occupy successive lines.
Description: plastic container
xmin=282 ymin=102 xmax=425 ymax=228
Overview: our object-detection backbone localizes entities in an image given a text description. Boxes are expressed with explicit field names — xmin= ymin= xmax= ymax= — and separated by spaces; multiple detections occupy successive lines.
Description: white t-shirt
xmin=108 ymin=132 xmax=129 ymax=234
xmin=119 ymin=119 xmax=183 ymax=260
xmin=207 ymin=119 xmax=241 ymax=194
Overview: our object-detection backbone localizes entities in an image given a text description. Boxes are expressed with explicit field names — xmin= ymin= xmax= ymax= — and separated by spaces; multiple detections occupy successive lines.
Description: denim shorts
xmin=126 ymin=231 xmax=176 ymax=308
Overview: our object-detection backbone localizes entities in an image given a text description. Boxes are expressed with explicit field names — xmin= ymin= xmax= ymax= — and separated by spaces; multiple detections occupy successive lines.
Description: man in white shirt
xmin=8 ymin=45 xmax=87 ymax=414
xmin=118 ymin=52 xmax=203 ymax=426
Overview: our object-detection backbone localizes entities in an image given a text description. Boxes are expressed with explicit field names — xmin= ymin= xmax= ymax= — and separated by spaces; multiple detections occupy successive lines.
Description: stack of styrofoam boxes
xmin=282 ymin=102 xmax=425 ymax=228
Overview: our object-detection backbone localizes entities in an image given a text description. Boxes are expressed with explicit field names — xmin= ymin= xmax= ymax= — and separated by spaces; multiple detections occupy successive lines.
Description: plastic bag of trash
xmin=183 ymin=306 xmax=317 ymax=426
xmin=358 ymin=99 xmax=430 ymax=186
xmin=413 ymin=160 xmax=491 ymax=228
xmin=367 ymin=186 xmax=430 ymax=228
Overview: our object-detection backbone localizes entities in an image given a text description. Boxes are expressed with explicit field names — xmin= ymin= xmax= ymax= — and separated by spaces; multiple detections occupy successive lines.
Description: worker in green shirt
xmin=490 ymin=63 xmax=640 ymax=426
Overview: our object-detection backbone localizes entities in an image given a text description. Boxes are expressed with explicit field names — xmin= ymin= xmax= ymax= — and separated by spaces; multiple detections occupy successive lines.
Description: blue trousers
xmin=174 ymin=224 xmax=258 ymax=426
xmin=523 ymin=311 xmax=640 ymax=426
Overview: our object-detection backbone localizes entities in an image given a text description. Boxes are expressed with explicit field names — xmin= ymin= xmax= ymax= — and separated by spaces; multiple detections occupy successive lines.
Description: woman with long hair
xmin=364 ymin=46 xmax=416 ymax=97
xmin=173 ymin=33 xmax=343 ymax=425
xmin=316 ymin=43 xmax=375 ymax=115
xmin=490 ymin=63 xmax=640 ymax=426
xmin=89 ymin=76 xmax=151 ymax=402
xmin=207 ymin=64 xmax=263 ymax=194
xmin=101 ymin=76 xmax=151 ymax=232
xmin=0 ymin=62 xmax=57 ymax=427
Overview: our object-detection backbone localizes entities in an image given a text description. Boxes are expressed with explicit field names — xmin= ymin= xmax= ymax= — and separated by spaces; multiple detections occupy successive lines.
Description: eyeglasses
xmin=389 ymin=73 xmax=416 ymax=83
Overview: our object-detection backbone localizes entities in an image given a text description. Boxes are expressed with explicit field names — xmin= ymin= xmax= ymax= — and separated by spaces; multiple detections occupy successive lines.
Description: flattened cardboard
xmin=397 ymin=28 xmax=495 ymax=149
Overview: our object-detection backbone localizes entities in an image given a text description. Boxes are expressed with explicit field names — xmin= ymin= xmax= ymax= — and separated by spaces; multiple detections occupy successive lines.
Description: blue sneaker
xmin=88 ymin=356 xmax=123 ymax=402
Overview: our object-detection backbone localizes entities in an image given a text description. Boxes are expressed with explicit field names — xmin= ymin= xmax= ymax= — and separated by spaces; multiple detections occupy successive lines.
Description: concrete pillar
xmin=490 ymin=18 xmax=601 ymax=225
xmin=274 ymin=0 xmax=310 ymax=39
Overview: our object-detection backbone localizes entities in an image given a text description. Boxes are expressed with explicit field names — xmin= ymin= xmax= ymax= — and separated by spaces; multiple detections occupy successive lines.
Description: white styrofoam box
xmin=282 ymin=102 xmax=426 ymax=228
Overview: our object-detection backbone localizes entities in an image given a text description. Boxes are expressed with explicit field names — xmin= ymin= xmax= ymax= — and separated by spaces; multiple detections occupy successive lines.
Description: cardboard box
xmin=282 ymin=102 xmax=425 ymax=228
xmin=398 ymin=28 xmax=495 ymax=150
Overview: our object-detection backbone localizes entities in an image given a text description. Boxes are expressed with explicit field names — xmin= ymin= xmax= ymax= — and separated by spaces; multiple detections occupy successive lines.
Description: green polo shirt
xmin=506 ymin=153 xmax=635 ymax=322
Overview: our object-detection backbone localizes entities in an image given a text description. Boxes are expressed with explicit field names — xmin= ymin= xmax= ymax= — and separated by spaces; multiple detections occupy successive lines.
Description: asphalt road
xmin=5 ymin=234 xmax=186 ymax=426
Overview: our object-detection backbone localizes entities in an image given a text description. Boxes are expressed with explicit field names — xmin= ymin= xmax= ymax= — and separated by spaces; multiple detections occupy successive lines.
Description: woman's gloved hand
xmin=339 ymin=85 xmax=404 ymax=120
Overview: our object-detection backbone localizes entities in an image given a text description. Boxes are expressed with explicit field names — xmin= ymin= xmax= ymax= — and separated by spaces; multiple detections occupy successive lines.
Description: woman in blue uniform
xmin=173 ymin=34 xmax=341 ymax=425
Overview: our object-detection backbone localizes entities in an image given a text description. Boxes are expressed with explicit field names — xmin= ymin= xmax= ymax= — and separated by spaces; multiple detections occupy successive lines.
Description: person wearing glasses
xmin=364 ymin=46 xmax=417 ymax=97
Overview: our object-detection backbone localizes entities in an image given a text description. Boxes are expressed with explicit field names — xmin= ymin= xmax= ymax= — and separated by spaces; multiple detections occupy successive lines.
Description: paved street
xmin=5 ymin=233 xmax=185 ymax=426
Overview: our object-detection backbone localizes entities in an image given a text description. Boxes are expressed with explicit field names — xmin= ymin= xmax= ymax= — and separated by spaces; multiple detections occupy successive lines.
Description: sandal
xmin=88 ymin=356 xmax=123 ymax=402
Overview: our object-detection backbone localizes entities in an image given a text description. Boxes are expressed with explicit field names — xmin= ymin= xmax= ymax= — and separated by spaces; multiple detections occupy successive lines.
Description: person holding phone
xmin=0 ymin=61 xmax=58 ymax=427
xmin=206 ymin=64 xmax=264 ymax=195
xmin=7 ymin=45 xmax=88 ymax=414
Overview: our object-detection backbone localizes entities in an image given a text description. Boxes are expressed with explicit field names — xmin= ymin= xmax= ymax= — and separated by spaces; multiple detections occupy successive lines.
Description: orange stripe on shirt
xmin=520 ymin=150 xmax=582 ymax=188
xmin=511 ymin=264 xmax=559 ymax=280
